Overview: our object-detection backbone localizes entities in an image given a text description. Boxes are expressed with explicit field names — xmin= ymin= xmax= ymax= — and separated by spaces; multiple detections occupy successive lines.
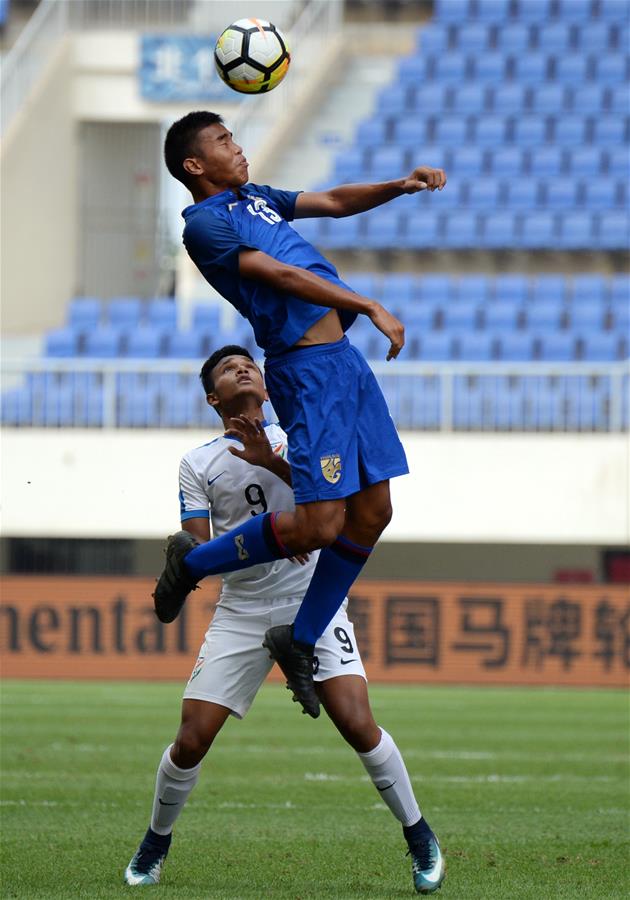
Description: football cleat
xmin=408 ymin=831 xmax=445 ymax=894
xmin=124 ymin=831 xmax=171 ymax=886
xmin=262 ymin=624 xmax=320 ymax=718
xmin=153 ymin=531 xmax=200 ymax=623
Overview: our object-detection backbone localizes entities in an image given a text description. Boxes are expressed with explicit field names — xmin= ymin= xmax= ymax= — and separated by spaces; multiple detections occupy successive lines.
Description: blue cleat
xmin=408 ymin=830 xmax=445 ymax=894
xmin=124 ymin=829 xmax=171 ymax=886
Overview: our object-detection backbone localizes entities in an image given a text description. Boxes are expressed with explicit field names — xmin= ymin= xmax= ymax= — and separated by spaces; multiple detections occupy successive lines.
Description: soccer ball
xmin=214 ymin=18 xmax=290 ymax=94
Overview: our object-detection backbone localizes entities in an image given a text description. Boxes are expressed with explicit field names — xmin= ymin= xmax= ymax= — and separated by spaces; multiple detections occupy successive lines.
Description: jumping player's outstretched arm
xmin=239 ymin=249 xmax=404 ymax=360
xmin=294 ymin=165 xmax=447 ymax=219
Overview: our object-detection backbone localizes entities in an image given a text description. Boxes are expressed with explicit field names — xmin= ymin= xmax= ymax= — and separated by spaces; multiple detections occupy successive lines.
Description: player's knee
xmin=291 ymin=507 xmax=344 ymax=551
xmin=337 ymin=710 xmax=380 ymax=752
xmin=172 ymin=724 xmax=213 ymax=766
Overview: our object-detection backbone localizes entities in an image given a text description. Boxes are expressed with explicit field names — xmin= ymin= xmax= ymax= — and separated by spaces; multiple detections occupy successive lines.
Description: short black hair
xmin=200 ymin=345 xmax=256 ymax=395
xmin=164 ymin=111 xmax=224 ymax=186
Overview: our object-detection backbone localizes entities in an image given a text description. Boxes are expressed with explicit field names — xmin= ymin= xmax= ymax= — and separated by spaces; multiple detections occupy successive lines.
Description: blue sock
xmin=183 ymin=512 xmax=289 ymax=580
xmin=142 ymin=827 xmax=172 ymax=851
xmin=293 ymin=535 xmax=372 ymax=646
xmin=403 ymin=817 xmax=433 ymax=847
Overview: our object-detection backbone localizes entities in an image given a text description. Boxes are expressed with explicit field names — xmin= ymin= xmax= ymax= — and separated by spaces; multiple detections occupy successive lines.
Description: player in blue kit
xmin=155 ymin=111 xmax=447 ymax=718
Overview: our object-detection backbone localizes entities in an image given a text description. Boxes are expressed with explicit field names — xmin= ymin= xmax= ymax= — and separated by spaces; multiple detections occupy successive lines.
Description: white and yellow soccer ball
xmin=214 ymin=18 xmax=290 ymax=94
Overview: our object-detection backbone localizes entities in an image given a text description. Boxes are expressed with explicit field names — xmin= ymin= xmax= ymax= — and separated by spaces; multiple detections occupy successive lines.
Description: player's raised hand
xmin=401 ymin=165 xmax=447 ymax=193
xmin=225 ymin=415 xmax=275 ymax=468
xmin=368 ymin=303 xmax=405 ymax=361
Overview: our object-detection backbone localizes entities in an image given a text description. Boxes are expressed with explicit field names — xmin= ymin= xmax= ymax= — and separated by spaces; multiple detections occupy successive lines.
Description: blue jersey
xmin=182 ymin=183 xmax=357 ymax=357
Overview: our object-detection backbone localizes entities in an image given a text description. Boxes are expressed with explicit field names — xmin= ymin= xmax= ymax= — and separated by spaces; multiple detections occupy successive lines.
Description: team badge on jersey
xmin=320 ymin=454 xmax=341 ymax=484
xmin=189 ymin=655 xmax=205 ymax=683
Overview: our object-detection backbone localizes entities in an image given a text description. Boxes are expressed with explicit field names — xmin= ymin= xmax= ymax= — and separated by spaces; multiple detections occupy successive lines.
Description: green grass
xmin=1 ymin=681 xmax=628 ymax=899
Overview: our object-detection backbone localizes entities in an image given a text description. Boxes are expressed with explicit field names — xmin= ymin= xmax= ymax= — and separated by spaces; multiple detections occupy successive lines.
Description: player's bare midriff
xmin=293 ymin=309 xmax=344 ymax=348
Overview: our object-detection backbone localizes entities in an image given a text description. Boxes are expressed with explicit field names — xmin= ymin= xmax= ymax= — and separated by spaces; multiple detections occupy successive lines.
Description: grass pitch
xmin=1 ymin=680 xmax=628 ymax=899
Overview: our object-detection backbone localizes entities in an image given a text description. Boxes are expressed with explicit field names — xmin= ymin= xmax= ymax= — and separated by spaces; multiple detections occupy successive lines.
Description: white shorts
xmin=183 ymin=597 xmax=366 ymax=718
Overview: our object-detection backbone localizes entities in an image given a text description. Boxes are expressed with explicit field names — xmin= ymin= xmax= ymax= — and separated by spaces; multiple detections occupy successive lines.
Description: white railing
xmin=1 ymin=359 xmax=628 ymax=432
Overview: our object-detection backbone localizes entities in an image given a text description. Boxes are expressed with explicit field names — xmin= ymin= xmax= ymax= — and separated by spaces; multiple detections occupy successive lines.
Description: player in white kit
xmin=124 ymin=346 xmax=444 ymax=894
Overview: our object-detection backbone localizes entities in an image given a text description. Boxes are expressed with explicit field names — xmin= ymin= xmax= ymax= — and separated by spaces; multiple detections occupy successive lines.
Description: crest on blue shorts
xmin=320 ymin=454 xmax=341 ymax=484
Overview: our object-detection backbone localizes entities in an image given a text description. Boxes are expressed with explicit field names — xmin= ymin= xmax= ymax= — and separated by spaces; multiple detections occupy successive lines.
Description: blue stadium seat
xmin=84 ymin=327 xmax=122 ymax=357
xmin=569 ymin=146 xmax=604 ymax=177
xmin=554 ymin=114 xmax=588 ymax=144
xmin=571 ymin=276 xmax=607 ymax=305
xmin=491 ymin=83 xmax=527 ymax=114
xmin=108 ymin=297 xmax=142 ymax=328
xmin=418 ymin=275 xmax=454 ymax=302
xmin=473 ymin=52 xmax=509 ymax=82
xmin=403 ymin=304 xmax=439 ymax=330
xmin=191 ymin=305 xmax=221 ymax=332
xmin=611 ymin=304 xmax=629 ymax=332
xmin=394 ymin=118 xmax=429 ymax=146
xmin=513 ymin=53 xmax=549 ymax=83
xmin=433 ymin=53 xmax=468 ymax=82
xmin=498 ymin=23 xmax=532 ymax=52
xmin=363 ymin=211 xmax=402 ymax=249
xmin=538 ymin=333 xmax=577 ymax=361
xmin=147 ymin=299 xmax=177 ymax=329
xmin=596 ymin=211 xmax=630 ymax=249
xmin=593 ymin=115 xmax=627 ymax=144
xmin=520 ymin=213 xmax=557 ymax=248
xmin=580 ymin=325 xmax=620 ymax=362
xmin=333 ymin=148 xmax=364 ymax=182
xmin=400 ymin=211 xmax=440 ymax=249
xmin=570 ymin=84 xmax=606 ymax=114
xmin=456 ymin=333 xmax=495 ymax=361
xmin=418 ymin=25 xmax=450 ymax=54
xmin=526 ymin=302 xmax=565 ymax=330
xmin=506 ymin=180 xmax=540 ymax=208
xmin=530 ymin=146 xmax=565 ymax=177
xmin=466 ymin=181 xmax=501 ymax=208
xmin=419 ymin=333 xmax=454 ymax=361
xmin=124 ymin=327 xmax=166 ymax=358
xmin=444 ymin=301 xmax=480 ymax=330
xmin=451 ymin=146 xmax=485 ymax=175
xmin=607 ymin=147 xmax=630 ymax=178
xmin=320 ymin=216 xmax=363 ymax=249
xmin=513 ymin=115 xmax=548 ymax=146
xmin=610 ymin=274 xmax=630 ymax=304
xmin=167 ymin=331 xmax=203 ymax=359
xmin=496 ymin=332 xmax=534 ymax=361
xmin=381 ymin=273 xmax=416 ymax=304
xmin=485 ymin=302 xmax=522 ymax=330
xmin=576 ymin=21 xmax=615 ymax=51
xmin=608 ymin=84 xmax=630 ymax=114
xmin=594 ymin=54 xmax=628 ymax=83
xmin=531 ymin=84 xmax=568 ymax=114
xmin=292 ymin=217 xmax=323 ymax=245
xmin=476 ymin=0 xmax=511 ymax=20
xmin=412 ymin=84 xmax=449 ymax=114
xmin=545 ymin=179 xmax=577 ymax=208
xmin=398 ymin=55 xmax=431 ymax=84
xmin=454 ymin=23 xmax=491 ymax=52
xmin=557 ymin=0 xmax=592 ymax=18
xmin=45 ymin=328 xmax=79 ymax=357
xmin=495 ymin=274 xmax=529 ymax=302
xmin=349 ymin=273 xmax=381 ymax=299
xmin=450 ymin=84 xmax=488 ymax=114
xmin=490 ymin=147 xmax=525 ymax=176
xmin=435 ymin=0 xmax=470 ymax=21
xmin=555 ymin=54 xmax=590 ymax=83
xmin=434 ymin=115 xmax=468 ymax=145
xmin=536 ymin=21 xmax=572 ymax=53
xmin=558 ymin=212 xmax=594 ymax=248
xmin=482 ymin=212 xmax=518 ymax=247
xmin=370 ymin=146 xmax=408 ymax=180
xmin=455 ymin=275 xmax=492 ymax=302
xmin=443 ymin=212 xmax=479 ymax=248
xmin=376 ymin=86 xmax=410 ymax=116
xmin=583 ymin=179 xmax=620 ymax=209
xmin=68 ymin=297 xmax=101 ymax=330
xmin=475 ymin=114 xmax=508 ymax=146
xmin=514 ymin=0 xmax=551 ymax=21
xmin=356 ymin=118 xmax=388 ymax=147
xmin=600 ymin=0 xmax=630 ymax=20
xmin=532 ymin=275 xmax=568 ymax=303
xmin=569 ymin=304 xmax=605 ymax=331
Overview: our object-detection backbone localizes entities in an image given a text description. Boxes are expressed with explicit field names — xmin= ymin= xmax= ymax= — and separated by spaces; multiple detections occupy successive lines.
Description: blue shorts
xmin=264 ymin=336 xmax=409 ymax=504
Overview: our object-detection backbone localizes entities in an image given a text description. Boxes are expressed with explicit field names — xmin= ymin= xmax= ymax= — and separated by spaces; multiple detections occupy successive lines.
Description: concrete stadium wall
xmin=1 ymin=430 xmax=628 ymax=544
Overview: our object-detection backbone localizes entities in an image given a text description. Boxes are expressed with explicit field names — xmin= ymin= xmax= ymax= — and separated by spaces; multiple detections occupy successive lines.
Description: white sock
xmin=150 ymin=744 xmax=201 ymax=836
xmin=357 ymin=727 xmax=421 ymax=827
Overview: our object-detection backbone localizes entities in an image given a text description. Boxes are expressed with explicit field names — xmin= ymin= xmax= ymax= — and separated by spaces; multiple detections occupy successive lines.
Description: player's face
xmin=208 ymin=355 xmax=266 ymax=413
xmin=186 ymin=124 xmax=249 ymax=188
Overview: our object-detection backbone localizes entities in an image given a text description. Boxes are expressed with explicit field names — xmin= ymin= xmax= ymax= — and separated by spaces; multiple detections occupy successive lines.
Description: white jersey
xmin=179 ymin=421 xmax=318 ymax=603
